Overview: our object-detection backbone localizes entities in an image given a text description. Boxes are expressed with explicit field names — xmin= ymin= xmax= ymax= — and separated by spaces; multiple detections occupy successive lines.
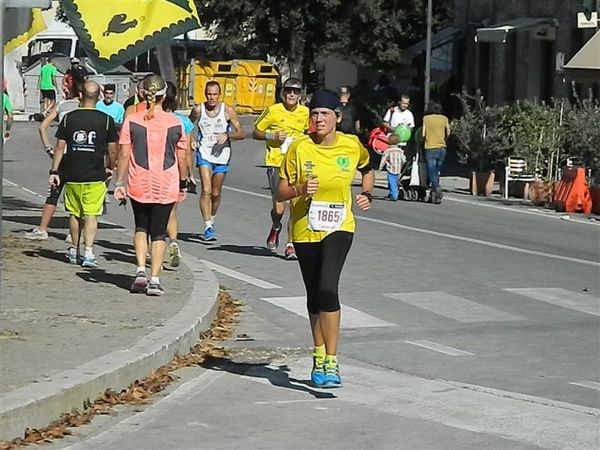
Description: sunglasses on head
xmin=283 ymin=87 xmax=301 ymax=94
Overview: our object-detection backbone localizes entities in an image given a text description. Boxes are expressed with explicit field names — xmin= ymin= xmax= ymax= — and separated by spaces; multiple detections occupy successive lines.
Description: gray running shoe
xmin=146 ymin=282 xmax=164 ymax=297
xmin=130 ymin=271 xmax=148 ymax=294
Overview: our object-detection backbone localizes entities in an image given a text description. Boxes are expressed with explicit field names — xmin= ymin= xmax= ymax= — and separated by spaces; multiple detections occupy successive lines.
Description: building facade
xmin=454 ymin=0 xmax=599 ymax=104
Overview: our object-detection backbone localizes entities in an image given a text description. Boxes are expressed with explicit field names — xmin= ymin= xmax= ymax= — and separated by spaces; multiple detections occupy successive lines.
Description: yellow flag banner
xmin=3 ymin=8 xmax=47 ymax=54
xmin=61 ymin=0 xmax=201 ymax=73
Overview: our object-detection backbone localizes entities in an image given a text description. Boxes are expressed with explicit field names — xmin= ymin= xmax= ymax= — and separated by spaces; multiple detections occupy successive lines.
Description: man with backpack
xmin=336 ymin=86 xmax=360 ymax=135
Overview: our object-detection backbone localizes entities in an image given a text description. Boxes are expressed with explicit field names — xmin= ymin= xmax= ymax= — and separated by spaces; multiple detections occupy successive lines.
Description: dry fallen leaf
xmin=0 ymin=292 xmax=242 ymax=449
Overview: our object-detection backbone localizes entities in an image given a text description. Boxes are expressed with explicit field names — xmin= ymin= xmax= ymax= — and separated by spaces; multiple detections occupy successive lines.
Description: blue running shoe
xmin=81 ymin=255 xmax=98 ymax=268
xmin=202 ymin=226 xmax=217 ymax=242
xmin=323 ymin=358 xmax=342 ymax=388
xmin=311 ymin=355 xmax=326 ymax=387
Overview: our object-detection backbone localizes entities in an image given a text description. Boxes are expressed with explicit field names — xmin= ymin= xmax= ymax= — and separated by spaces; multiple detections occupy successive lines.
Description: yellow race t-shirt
xmin=280 ymin=133 xmax=370 ymax=243
xmin=255 ymin=102 xmax=309 ymax=167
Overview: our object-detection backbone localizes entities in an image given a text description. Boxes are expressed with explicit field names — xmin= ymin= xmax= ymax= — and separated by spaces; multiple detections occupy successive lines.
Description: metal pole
xmin=424 ymin=0 xmax=433 ymax=107
xmin=0 ymin=0 xmax=5 ymax=280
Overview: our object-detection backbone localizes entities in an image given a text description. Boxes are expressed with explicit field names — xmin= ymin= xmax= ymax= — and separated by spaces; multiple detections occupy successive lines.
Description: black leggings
xmin=294 ymin=231 xmax=353 ymax=315
xmin=130 ymin=199 xmax=174 ymax=242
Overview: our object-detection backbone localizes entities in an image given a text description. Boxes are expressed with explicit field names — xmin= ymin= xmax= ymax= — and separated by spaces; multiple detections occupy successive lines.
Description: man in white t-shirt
xmin=382 ymin=94 xmax=415 ymax=137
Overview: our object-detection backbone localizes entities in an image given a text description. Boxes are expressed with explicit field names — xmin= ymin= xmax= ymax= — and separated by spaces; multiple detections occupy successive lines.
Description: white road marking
xmin=405 ymin=340 xmax=475 ymax=356
xmin=255 ymin=399 xmax=330 ymax=405
xmin=202 ymin=259 xmax=281 ymax=289
xmin=62 ymin=371 xmax=223 ymax=450
xmin=385 ymin=291 xmax=525 ymax=322
xmin=506 ymin=288 xmax=600 ymax=317
xmin=444 ymin=195 xmax=600 ymax=227
xmin=223 ymin=185 xmax=600 ymax=267
xmin=21 ymin=187 xmax=43 ymax=198
xmin=224 ymin=185 xmax=271 ymax=200
xmin=569 ymin=381 xmax=600 ymax=391
xmin=358 ymin=215 xmax=600 ymax=267
xmin=260 ymin=296 xmax=395 ymax=328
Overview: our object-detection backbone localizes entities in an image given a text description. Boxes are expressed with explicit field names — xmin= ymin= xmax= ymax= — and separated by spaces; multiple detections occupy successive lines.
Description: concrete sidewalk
xmin=0 ymin=181 xmax=220 ymax=441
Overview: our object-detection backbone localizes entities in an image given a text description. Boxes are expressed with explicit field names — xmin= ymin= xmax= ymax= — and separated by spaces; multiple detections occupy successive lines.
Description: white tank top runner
xmin=197 ymin=102 xmax=231 ymax=165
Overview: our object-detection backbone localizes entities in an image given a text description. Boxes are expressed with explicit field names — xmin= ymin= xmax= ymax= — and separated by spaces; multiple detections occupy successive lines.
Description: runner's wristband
xmin=361 ymin=192 xmax=373 ymax=203
xmin=265 ymin=132 xmax=276 ymax=140
xmin=180 ymin=179 xmax=187 ymax=190
xmin=49 ymin=170 xmax=59 ymax=175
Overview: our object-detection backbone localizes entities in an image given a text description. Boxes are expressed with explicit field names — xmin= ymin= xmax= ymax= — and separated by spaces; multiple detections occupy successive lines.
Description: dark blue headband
xmin=309 ymin=90 xmax=341 ymax=112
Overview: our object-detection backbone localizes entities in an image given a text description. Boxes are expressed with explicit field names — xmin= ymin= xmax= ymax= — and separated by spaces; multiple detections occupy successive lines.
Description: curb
xmin=0 ymin=252 xmax=220 ymax=441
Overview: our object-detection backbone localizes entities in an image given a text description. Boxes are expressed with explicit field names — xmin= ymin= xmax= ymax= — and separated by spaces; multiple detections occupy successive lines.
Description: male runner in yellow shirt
xmin=253 ymin=78 xmax=309 ymax=260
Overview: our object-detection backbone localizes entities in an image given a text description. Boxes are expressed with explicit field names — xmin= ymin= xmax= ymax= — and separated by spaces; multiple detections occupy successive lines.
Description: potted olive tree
xmin=502 ymin=100 xmax=556 ymax=199
xmin=452 ymin=96 xmax=511 ymax=196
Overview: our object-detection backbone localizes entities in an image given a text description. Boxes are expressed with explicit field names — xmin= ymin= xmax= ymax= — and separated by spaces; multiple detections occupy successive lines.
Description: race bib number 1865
xmin=308 ymin=201 xmax=346 ymax=232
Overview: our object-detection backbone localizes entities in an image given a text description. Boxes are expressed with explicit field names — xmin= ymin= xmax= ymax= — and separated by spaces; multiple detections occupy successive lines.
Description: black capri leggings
xmin=294 ymin=231 xmax=353 ymax=315
xmin=130 ymin=199 xmax=174 ymax=242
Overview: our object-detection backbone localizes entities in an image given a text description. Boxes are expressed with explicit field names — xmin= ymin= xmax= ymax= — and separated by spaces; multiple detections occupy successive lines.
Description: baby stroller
xmin=398 ymin=142 xmax=429 ymax=202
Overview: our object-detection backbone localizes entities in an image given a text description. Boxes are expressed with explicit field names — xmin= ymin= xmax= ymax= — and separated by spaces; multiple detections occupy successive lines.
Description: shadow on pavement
xmin=23 ymin=247 xmax=68 ymax=264
xmin=206 ymin=244 xmax=284 ymax=259
xmin=202 ymin=357 xmax=336 ymax=400
xmin=2 ymin=196 xmax=43 ymax=211
xmin=3 ymin=214 xmax=125 ymax=230
xmin=95 ymin=239 xmax=135 ymax=255
xmin=75 ymin=269 xmax=133 ymax=291
xmin=101 ymin=250 xmax=134 ymax=264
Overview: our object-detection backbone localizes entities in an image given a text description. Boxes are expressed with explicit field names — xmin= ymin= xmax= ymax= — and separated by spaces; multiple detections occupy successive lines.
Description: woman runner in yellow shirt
xmin=277 ymin=90 xmax=374 ymax=388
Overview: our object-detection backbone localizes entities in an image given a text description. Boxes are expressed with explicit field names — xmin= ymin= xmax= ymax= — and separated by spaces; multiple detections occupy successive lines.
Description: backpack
xmin=367 ymin=126 xmax=390 ymax=155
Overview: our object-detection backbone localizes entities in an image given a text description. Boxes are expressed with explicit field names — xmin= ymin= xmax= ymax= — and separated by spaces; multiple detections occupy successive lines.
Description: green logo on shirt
xmin=336 ymin=156 xmax=350 ymax=171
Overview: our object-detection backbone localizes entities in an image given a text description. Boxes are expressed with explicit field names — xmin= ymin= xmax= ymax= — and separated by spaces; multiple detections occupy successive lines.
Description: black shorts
xmin=266 ymin=167 xmax=280 ymax=196
xmin=40 ymin=89 xmax=56 ymax=101
xmin=130 ymin=200 xmax=175 ymax=242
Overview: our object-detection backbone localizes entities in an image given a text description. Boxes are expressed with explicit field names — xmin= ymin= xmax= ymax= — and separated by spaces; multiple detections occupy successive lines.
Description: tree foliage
xmin=196 ymin=0 xmax=452 ymax=77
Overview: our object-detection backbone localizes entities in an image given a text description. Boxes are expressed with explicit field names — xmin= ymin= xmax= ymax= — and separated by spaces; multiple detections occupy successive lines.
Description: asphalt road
xmin=4 ymin=119 xmax=599 ymax=449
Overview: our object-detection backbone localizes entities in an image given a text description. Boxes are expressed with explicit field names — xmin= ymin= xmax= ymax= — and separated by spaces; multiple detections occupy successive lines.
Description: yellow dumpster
xmin=233 ymin=60 xmax=278 ymax=114
xmin=187 ymin=60 xmax=236 ymax=107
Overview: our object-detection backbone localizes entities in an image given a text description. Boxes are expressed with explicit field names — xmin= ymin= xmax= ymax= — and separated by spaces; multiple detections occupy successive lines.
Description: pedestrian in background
xmin=65 ymin=57 xmax=89 ymax=81
xmin=114 ymin=75 xmax=188 ymax=296
xmin=96 ymin=83 xmax=125 ymax=128
xmin=48 ymin=81 xmax=118 ymax=267
xmin=422 ymin=101 xmax=450 ymax=205
xmin=276 ymin=89 xmax=374 ymax=388
xmin=38 ymin=57 xmax=60 ymax=115
xmin=2 ymin=78 xmax=13 ymax=142
xmin=336 ymin=86 xmax=360 ymax=135
xmin=382 ymin=94 xmax=415 ymax=138
xmin=378 ymin=135 xmax=405 ymax=201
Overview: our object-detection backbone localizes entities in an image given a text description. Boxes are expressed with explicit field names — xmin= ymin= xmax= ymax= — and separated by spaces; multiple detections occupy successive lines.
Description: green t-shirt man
xmin=39 ymin=62 xmax=58 ymax=90
xmin=3 ymin=92 xmax=13 ymax=138
xmin=3 ymin=92 xmax=13 ymax=114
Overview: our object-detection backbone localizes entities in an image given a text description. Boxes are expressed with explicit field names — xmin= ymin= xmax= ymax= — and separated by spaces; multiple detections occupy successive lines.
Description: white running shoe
xmin=24 ymin=228 xmax=48 ymax=240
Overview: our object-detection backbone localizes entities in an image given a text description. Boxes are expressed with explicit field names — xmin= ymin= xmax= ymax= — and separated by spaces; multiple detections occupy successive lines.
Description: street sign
xmin=577 ymin=12 xmax=598 ymax=28
xmin=6 ymin=0 xmax=51 ymax=6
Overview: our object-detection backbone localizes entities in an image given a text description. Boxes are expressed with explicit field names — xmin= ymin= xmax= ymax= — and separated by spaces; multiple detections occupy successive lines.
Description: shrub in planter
xmin=560 ymin=100 xmax=600 ymax=186
xmin=451 ymin=96 xmax=512 ymax=172
xmin=502 ymin=100 xmax=556 ymax=175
